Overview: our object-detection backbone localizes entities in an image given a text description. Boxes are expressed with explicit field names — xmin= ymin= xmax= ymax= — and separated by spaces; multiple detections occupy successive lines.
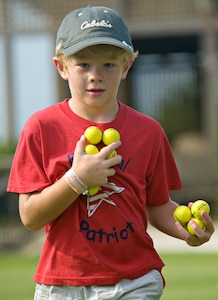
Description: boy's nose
xmin=89 ymin=67 xmax=103 ymax=82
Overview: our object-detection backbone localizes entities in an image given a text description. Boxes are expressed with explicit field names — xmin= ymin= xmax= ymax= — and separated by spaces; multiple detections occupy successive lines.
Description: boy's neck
xmin=68 ymin=98 xmax=119 ymax=123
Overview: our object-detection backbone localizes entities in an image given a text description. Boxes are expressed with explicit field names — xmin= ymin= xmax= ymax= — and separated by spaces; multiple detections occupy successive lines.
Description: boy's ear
xmin=53 ymin=56 xmax=68 ymax=80
xmin=121 ymin=59 xmax=134 ymax=80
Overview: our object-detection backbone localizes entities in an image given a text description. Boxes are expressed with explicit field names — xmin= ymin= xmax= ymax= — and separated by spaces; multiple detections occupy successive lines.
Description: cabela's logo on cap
xmin=81 ymin=19 xmax=113 ymax=30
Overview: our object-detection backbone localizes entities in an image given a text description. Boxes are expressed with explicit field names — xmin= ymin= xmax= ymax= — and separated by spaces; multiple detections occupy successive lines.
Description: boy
xmin=7 ymin=6 xmax=214 ymax=300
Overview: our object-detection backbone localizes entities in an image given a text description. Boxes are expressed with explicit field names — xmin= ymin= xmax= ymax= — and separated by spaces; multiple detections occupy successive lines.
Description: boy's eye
xmin=104 ymin=63 xmax=113 ymax=68
xmin=77 ymin=62 xmax=114 ymax=68
xmin=79 ymin=63 xmax=90 ymax=68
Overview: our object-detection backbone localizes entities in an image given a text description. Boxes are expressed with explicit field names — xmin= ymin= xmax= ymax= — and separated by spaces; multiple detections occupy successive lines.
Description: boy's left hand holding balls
xmin=174 ymin=200 xmax=215 ymax=246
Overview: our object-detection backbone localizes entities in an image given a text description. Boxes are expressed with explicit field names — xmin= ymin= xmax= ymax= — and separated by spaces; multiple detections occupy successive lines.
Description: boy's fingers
xmin=99 ymin=141 xmax=122 ymax=158
xmin=187 ymin=202 xmax=193 ymax=209
xmin=201 ymin=211 xmax=215 ymax=234
xmin=74 ymin=135 xmax=86 ymax=155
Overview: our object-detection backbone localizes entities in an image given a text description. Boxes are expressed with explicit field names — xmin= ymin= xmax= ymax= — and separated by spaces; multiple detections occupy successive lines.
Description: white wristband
xmin=64 ymin=169 xmax=88 ymax=195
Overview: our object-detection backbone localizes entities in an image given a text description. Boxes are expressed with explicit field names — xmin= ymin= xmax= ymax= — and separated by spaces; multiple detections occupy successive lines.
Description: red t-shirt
xmin=7 ymin=99 xmax=182 ymax=286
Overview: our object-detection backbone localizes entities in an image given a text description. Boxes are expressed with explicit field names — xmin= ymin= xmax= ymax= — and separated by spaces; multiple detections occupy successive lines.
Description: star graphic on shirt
xmin=86 ymin=182 xmax=125 ymax=217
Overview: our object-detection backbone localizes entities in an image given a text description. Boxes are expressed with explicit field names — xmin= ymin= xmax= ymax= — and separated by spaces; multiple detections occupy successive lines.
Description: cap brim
xmin=61 ymin=37 xmax=134 ymax=56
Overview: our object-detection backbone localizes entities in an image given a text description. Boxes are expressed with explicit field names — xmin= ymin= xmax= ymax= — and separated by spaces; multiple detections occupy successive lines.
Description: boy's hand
xmin=175 ymin=210 xmax=215 ymax=246
xmin=72 ymin=135 xmax=122 ymax=187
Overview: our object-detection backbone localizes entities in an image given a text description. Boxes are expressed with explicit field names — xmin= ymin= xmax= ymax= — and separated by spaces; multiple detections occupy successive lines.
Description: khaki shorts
xmin=34 ymin=269 xmax=164 ymax=300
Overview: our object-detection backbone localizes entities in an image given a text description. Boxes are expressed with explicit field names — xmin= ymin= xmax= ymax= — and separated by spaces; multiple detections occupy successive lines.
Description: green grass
xmin=0 ymin=253 xmax=37 ymax=300
xmin=161 ymin=253 xmax=218 ymax=300
xmin=0 ymin=252 xmax=217 ymax=299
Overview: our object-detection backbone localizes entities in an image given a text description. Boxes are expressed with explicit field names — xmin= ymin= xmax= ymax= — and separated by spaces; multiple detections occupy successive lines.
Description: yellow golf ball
xmin=107 ymin=149 xmax=117 ymax=158
xmin=100 ymin=147 xmax=117 ymax=158
xmin=191 ymin=200 xmax=210 ymax=219
xmin=187 ymin=218 xmax=206 ymax=236
xmin=102 ymin=128 xmax=120 ymax=145
xmin=84 ymin=126 xmax=102 ymax=144
xmin=87 ymin=186 xmax=100 ymax=196
xmin=84 ymin=144 xmax=99 ymax=155
xmin=174 ymin=205 xmax=192 ymax=225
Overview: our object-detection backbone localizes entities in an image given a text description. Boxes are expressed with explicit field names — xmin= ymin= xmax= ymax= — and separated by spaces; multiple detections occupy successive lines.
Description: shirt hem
xmin=34 ymin=264 xmax=164 ymax=286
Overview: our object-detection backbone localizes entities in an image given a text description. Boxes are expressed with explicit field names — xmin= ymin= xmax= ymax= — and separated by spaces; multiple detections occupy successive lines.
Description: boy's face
xmin=54 ymin=46 xmax=132 ymax=112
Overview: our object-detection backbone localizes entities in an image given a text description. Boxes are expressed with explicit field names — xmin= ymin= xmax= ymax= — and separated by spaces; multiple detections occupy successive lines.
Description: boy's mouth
xmin=87 ymin=89 xmax=105 ymax=96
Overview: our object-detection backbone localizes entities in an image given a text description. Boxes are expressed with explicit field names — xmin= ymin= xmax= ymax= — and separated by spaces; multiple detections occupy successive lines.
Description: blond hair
xmin=56 ymin=45 xmax=138 ymax=71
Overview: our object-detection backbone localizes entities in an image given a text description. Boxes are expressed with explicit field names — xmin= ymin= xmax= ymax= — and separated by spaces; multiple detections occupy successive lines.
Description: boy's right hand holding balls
xmin=72 ymin=126 xmax=122 ymax=196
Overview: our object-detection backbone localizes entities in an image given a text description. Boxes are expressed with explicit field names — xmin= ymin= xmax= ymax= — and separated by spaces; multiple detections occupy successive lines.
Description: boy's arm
xmin=19 ymin=136 xmax=122 ymax=231
xmin=19 ymin=178 xmax=79 ymax=232
xmin=146 ymin=199 xmax=214 ymax=246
